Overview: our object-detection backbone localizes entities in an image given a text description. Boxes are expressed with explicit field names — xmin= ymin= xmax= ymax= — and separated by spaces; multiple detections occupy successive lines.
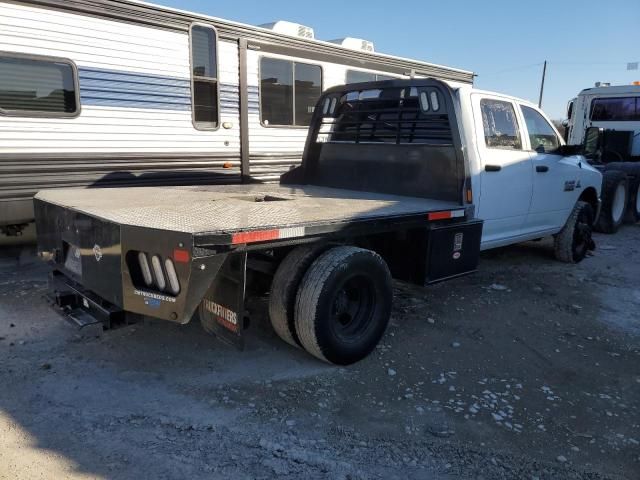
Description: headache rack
xmin=317 ymin=85 xmax=454 ymax=145
xmin=290 ymin=78 xmax=468 ymax=204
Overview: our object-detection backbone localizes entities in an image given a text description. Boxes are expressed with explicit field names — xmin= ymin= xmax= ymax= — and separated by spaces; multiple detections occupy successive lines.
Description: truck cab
xmin=454 ymin=86 xmax=602 ymax=251
xmin=564 ymin=84 xmax=640 ymax=232
xmin=566 ymin=84 xmax=640 ymax=160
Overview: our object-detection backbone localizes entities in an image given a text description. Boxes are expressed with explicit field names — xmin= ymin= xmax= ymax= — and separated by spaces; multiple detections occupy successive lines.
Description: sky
xmin=157 ymin=0 xmax=639 ymax=120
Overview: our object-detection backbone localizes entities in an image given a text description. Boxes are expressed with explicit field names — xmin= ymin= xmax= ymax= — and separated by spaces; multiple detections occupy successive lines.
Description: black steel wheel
xmin=294 ymin=246 xmax=392 ymax=365
xmin=554 ymin=201 xmax=595 ymax=263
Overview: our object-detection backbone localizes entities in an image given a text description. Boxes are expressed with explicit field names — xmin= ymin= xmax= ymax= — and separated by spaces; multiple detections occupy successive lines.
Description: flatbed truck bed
xmin=36 ymin=184 xmax=464 ymax=242
xmin=35 ymin=79 xmax=484 ymax=365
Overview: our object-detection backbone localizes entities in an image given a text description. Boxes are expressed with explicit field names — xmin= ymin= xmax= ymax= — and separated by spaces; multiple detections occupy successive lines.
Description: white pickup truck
xmin=456 ymin=85 xmax=602 ymax=258
xmin=35 ymin=79 xmax=602 ymax=365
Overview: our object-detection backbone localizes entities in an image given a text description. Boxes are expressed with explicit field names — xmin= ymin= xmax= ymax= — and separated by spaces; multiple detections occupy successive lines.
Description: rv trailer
xmin=0 ymin=0 xmax=474 ymax=235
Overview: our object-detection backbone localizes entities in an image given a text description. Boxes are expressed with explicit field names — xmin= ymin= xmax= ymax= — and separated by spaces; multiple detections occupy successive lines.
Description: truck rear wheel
xmin=554 ymin=201 xmax=594 ymax=263
xmin=595 ymin=170 xmax=628 ymax=233
xmin=603 ymin=163 xmax=640 ymax=224
xmin=625 ymin=181 xmax=640 ymax=224
xmin=268 ymin=244 xmax=328 ymax=348
xmin=294 ymin=246 xmax=392 ymax=365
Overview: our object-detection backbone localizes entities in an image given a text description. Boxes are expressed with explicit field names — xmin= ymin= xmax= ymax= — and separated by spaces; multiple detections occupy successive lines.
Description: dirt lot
xmin=1 ymin=227 xmax=639 ymax=480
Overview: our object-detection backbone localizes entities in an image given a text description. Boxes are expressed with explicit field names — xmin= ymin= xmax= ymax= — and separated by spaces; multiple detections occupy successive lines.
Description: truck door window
xmin=521 ymin=105 xmax=560 ymax=152
xmin=480 ymin=99 xmax=522 ymax=149
xmin=590 ymin=97 xmax=639 ymax=121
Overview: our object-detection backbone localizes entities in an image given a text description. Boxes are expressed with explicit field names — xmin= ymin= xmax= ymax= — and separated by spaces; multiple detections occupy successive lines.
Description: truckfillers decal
xmin=203 ymin=299 xmax=239 ymax=332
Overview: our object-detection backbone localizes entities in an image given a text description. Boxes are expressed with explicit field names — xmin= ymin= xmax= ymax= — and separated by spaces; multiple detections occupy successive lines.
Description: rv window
xmin=346 ymin=70 xmax=395 ymax=84
xmin=190 ymin=25 xmax=219 ymax=129
xmin=261 ymin=58 xmax=293 ymax=126
xmin=260 ymin=58 xmax=321 ymax=127
xmin=294 ymin=63 xmax=322 ymax=126
xmin=521 ymin=105 xmax=560 ymax=152
xmin=0 ymin=55 xmax=78 ymax=116
xmin=590 ymin=97 xmax=639 ymax=121
xmin=480 ymin=99 xmax=522 ymax=150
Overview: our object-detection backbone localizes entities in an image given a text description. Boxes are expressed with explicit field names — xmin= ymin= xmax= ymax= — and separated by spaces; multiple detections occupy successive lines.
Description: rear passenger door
xmin=472 ymin=95 xmax=533 ymax=246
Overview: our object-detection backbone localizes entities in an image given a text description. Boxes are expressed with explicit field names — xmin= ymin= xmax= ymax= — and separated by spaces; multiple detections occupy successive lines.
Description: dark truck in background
xmin=34 ymin=79 xmax=482 ymax=365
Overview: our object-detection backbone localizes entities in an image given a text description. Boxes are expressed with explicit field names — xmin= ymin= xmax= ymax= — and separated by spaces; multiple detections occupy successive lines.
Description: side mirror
xmin=535 ymin=144 xmax=546 ymax=154
xmin=583 ymin=126 xmax=604 ymax=158
xmin=555 ymin=144 xmax=582 ymax=157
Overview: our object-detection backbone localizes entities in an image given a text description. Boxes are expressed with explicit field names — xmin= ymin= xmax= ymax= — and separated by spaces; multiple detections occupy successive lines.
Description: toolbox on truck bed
xmin=35 ymin=78 xmax=483 ymax=364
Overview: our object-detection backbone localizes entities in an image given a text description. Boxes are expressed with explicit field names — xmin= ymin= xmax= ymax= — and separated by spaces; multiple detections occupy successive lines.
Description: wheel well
xmin=579 ymin=187 xmax=599 ymax=214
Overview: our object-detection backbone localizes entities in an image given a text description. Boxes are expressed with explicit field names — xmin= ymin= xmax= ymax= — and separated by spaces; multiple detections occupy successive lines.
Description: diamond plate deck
xmin=35 ymin=184 xmax=461 ymax=235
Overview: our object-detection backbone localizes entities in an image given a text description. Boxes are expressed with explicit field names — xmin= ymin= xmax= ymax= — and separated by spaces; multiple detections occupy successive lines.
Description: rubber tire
xmin=268 ymin=244 xmax=329 ymax=348
xmin=603 ymin=163 xmax=640 ymax=223
xmin=554 ymin=201 xmax=595 ymax=263
xmin=595 ymin=170 xmax=628 ymax=234
xmin=625 ymin=180 xmax=640 ymax=224
xmin=294 ymin=246 xmax=392 ymax=365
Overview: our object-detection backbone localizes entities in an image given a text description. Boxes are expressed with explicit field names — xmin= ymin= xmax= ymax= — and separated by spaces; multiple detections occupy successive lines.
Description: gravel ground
xmin=0 ymin=227 xmax=639 ymax=479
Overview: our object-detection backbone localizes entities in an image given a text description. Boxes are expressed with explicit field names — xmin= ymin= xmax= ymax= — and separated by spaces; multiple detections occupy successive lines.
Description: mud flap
xmin=200 ymin=252 xmax=247 ymax=350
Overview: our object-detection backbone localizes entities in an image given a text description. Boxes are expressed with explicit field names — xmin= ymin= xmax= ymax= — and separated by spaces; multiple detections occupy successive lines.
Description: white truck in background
xmin=565 ymin=83 xmax=640 ymax=232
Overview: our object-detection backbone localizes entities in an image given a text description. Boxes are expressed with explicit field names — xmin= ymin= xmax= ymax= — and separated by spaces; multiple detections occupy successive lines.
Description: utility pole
xmin=538 ymin=60 xmax=547 ymax=108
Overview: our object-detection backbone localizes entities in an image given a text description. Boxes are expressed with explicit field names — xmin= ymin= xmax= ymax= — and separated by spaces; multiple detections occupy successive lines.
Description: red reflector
xmin=428 ymin=211 xmax=452 ymax=221
xmin=173 ymin=249 xmax=190 ymax=263
xmin=231 ymin=229 xmax=280 ymax=244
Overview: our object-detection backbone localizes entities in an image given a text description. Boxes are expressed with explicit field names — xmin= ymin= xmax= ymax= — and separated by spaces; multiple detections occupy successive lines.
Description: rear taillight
xmin=138 ymin=252 xmax=153 ymax=286
xmin=151 ymin=255 xmax=166 ymax=291
xmin=164 ymin=258 xmax=180 ymax=295
xmin=130 ymin=251 xmax=182 ymax=296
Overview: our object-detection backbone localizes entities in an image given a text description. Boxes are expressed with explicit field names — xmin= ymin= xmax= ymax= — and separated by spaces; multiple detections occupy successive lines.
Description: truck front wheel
xmin=294 ymin=246 xmax=392 ymax=365
xmin=595 ymin=170 xmax=628 ymax=233
xmin=554 ymin=201 xmax=595 ymax=263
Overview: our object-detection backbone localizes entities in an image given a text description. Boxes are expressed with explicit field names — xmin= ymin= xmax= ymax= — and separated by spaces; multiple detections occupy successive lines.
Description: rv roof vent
xmin=595 ymin=82 xmax=611 ymax=87
xmin=329 ymin=38 xmax=375 ymax=53
xmin=259 ymin=21 xmax=315 ymax=39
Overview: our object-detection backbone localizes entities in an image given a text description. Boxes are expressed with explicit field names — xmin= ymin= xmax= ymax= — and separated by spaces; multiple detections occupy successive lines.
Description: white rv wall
xmin=0 ymin=2 xmax=240 ymax=157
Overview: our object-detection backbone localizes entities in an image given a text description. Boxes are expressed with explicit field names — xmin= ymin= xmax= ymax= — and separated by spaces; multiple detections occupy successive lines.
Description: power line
xmin=481 ymin=60 xmax=638 ymax=78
